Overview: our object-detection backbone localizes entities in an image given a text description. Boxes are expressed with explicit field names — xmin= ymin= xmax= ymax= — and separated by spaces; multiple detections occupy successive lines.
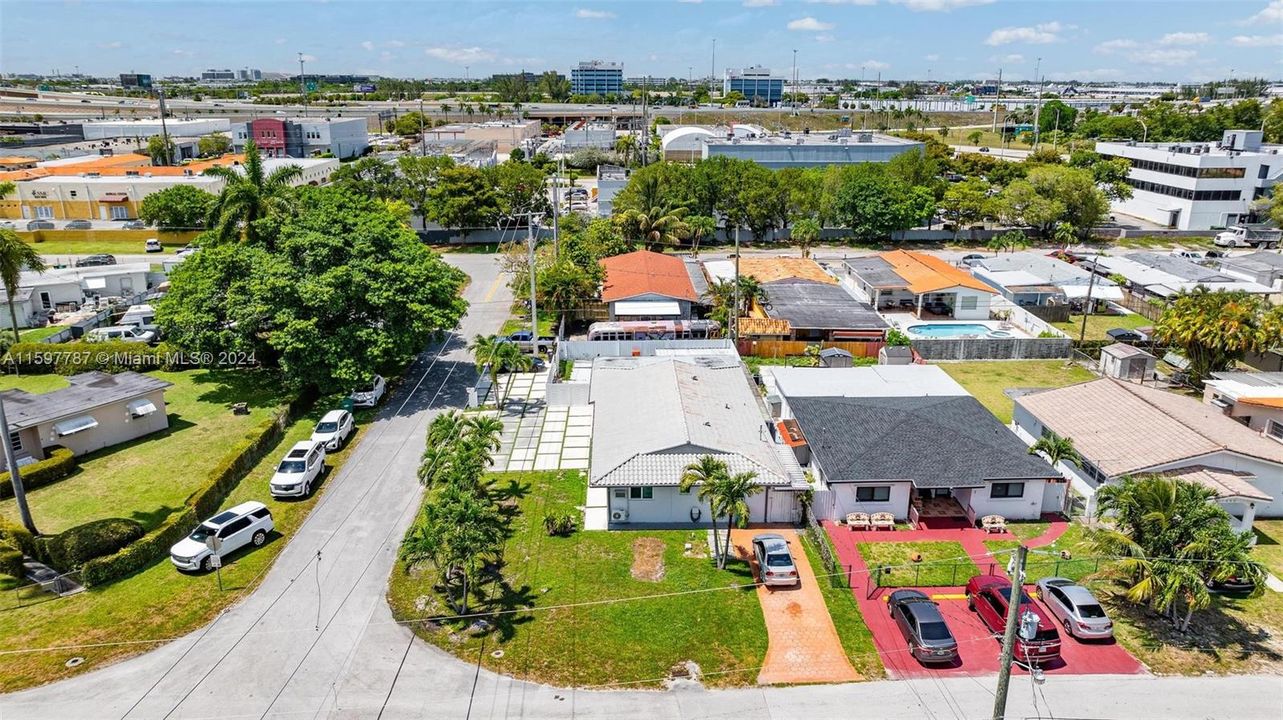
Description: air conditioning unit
xmin=611 ymin=509 xmax=628 ymax=522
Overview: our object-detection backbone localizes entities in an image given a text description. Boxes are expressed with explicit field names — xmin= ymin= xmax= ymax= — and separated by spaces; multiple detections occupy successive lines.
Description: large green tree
xmin=203 ymin=139 xmax=302 ymax=247
xmin=146 ymin=134 xmax=175 ymax=165
xmin=1154 ymin=288 xmax=1283 ymax=386
xmin=157 ymin=186 xmax=467 ymax=391
xmin=329 ymin=157 xmax=403 ymax=201
xmin=831 ymin=165 xmax=935 ymax=241
xmin=197 ymin=133 xmax=232 ymax=158
xmin=426 ymin=166 xmax=500 ymax=236
xmin=138 ymin=185 xmax=217 ymax=231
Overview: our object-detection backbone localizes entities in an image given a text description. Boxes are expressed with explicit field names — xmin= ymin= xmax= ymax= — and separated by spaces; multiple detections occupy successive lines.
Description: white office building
xmin=81 ymin=118 xmax=233 ymax=140
xmin=1096 ymin=130 xmax=1283 ymax=230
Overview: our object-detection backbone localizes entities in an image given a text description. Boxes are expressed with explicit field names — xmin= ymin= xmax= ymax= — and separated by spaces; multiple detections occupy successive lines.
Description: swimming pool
xmin=907 ymin=324 xmax=1008 ymax=338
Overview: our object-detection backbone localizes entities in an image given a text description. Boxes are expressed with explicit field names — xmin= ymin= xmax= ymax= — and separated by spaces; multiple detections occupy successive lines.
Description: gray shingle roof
xmin=844 ymin=256 xmax=906 ymax=289
xmin=2 ymin=371 xmax=171 ymax=431
xmin=762 ymin=281 xmax=888 ymax=331
xmin=790 ymin=395 xmax=1058 ymax=488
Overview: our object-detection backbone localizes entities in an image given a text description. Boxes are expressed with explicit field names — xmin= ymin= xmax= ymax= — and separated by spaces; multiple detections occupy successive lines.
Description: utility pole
xmin=641 ymin=75 xmax=649 ymax=166
xmin=156 ymin=86 xmax=172 ymax=166
xmin=552 ymin=155 xmax=562 ymax=260
xmin=792 ymin=49 xmax=798 ymax=116
xmin=0 ymin=399 xmax=38 ymax=535
xmin=1032 ymin=57 xmax=1043 ymax=149
xmin=731 ymin=225 xmax=741 ymax=342
xmin=418 ymin=97 xmax=426 ymax=157
xmin=527 ymin=215 xmax=540 ymax=344
xmin=992 ymin=544 xmax=1028 ymax=720
xmin=992 ymin=67 xmax=1002 ymax=133
xmin=1079 ymin=266 xmax=1098 ymax=343
xmin=710 ymin=39 xmax=716 ymax=98
xmin=298 ymin=52 xmax=308 ymax=117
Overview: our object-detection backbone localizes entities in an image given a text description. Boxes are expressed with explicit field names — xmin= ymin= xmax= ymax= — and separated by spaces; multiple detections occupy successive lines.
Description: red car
xmin=965 ymin=575 xmax=1062 ymax=664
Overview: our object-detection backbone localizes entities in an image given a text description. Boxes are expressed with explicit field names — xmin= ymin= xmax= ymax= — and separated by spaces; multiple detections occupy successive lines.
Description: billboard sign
xmin=354 ymin=84 xmax=377 ymax=93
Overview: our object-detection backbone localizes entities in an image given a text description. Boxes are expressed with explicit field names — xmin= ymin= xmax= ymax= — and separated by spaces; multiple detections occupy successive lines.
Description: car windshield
xmin=996 ymin=587 xmax=1036 ymax=605
xmin=919 ymin=621 xmax=952 ymax=641
xmin=277 ymin=460 xmax=305 ymax=473
xmin=188 ymin=524 xmax=217 ymax=542
xmin=357 ymin=381 xmax=376 ymax=393
xmin=316 ymin=422 xmax=338 ymax=433
xmin=765 ymin=553 xmax=792 ymax=567
xmin=1077 ymin=603 xmax=1107 ymax=619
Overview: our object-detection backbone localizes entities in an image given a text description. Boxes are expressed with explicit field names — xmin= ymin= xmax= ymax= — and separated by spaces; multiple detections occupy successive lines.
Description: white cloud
xmin=984 ymin=22 xmax=1065 ymax=46
xmin=891 ymin=0 xmax=996 ymax=11
xmin=424 ymin=46 xmax=495 ymax=64
xmin=678 ymin=0 xmax=704 ymax=4
xmin=808 ymin=0 xmax=876 ymax=5
xmin=171 ymin=49 xmax=194 ymax=57
xmin=1232 ymin=34 xmax=1283 ymax=46
xmin=816 ymin=34 xmax=836 ymax=43
xmin=862 ymin=59 xmax=891 ymax=70
xmin=575 ymin=8 xmax=616 ymax=19
xmin=1047 ymin=68 xmax=1122 ymax=81
xmin=386 ymin=40 xmax=406 ymax=48
xmin=360 ymin=40 xmax=375 ymax=51
xmin=1094 ymin=38 xmax=1138 ymax=54
xmin=379 ymin=51 xmax=394 ymax=62
xmin=743 ymin=0 xmax=779 ymax=6
xmin=992 ymin=53 xmax=1024 ymax=64
xmin=274 ymin=38 xmax=288 ymax=45
xmin=1159 ymin=32 xmax=1209 ymax=45
xmin=98 ymin=41 xmax=123 ymax=49
xmin=1127 ymin=48 xmax=1196 ymax=66
xmin=299 ymin=54 xmax=317 ymax=63
xmin=1250 ymin=1 xmax=1283 ymax=23
xmin=924 ymin=53 xmax=940 ymax=61
xmin=788 ymin=17 xmax=834 ymax=31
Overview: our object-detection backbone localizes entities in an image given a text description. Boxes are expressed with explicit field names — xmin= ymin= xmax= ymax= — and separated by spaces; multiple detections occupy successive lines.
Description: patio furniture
xmin=981 ymin=515 xmax=1007 ymax=534
xmin=846 ymin=512 xmax=871 ymax=531
xmin=870 ymin=512 xmax=895 ymax=531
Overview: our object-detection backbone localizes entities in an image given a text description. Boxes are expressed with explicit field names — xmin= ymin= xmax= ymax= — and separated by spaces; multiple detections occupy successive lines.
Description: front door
xmin=38 ymin=291 xmax=52 ymax=310
xmin=35 ymin=206 xmax=53 ymax=219
xmin=99 ymin=206 xmax=109 ymax=220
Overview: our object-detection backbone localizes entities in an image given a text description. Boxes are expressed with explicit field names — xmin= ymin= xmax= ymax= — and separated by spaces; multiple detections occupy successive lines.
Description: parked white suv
xmin=349 ymin=374 xmax=386 ymax=408
xmin=310 ymin=409 xmax=355 ymax=451
xmin=270 ymin=440 xmax=326 ymax=498
xmin=86 ymin=325 xmax=156 ymax=343
xmin=170 ymin=501 xmax=274 ymax=572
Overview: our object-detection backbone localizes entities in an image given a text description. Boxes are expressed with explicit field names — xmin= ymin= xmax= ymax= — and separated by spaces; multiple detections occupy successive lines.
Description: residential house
xmin=1204 ymin=371 xmax=1283 ymax=435
xmin=589 ymin=355 xmax=803 ymax=528
xmin=971 ymin=252 xmax=1124 ymax=312
xmin=844 ymin=250 xmax=997 ymax=319
xmin=1 ymin=371 xmax=170 ymax=468
xmin=1083 ymin=252 xmax=1273 ymax=301
xmin=1014 ymin=378 xmax=1281 ymax=533
xmin=766 ymin=365 xmax=1062 ymax=527
xmin=1217 ymin=252 xmax=1283 ymax=290
xmin=599 ymin=250 xmax=700 ymax=321
xmin=0 ymin=263 xmax=152 ymax=330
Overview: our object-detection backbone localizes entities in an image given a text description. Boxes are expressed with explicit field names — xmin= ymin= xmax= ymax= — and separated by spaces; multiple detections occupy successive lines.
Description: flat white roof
xmin=767 ymin=365 xmax=968 ymax=399
xmin=613 ymin=300 xmax=682 ymax=317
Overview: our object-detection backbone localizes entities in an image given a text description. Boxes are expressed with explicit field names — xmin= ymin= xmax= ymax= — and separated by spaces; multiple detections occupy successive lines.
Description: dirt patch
xmin=631 ymin=537 xmax=666 ymax=582
xmin=785 ymin=601 xmax=803 ymax=618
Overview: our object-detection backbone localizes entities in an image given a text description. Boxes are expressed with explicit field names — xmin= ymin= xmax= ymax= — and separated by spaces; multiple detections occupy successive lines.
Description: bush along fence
xmin=870 ymin=556 xmax=1104 ymax=590
xmin=805 ymin=514 xmax=853 ymax=590
xmin=0 ymin=447 xmax=74 ymax=501
xmin=78 ymin=388 xmax=317 ymax=587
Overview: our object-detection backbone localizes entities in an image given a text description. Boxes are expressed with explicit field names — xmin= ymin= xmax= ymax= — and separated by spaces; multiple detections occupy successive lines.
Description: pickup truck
xmin=1214 ymin=225 xmax=1281 ymax=249
xmin=505 ymin=331 xmax=556 ymax=353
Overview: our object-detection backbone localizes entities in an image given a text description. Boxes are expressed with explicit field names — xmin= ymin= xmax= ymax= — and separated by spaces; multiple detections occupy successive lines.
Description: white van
xmin=86 ymin=325 xmax=156 ymax=343
xmin=119 ymin=304 xmax=155 ymax=327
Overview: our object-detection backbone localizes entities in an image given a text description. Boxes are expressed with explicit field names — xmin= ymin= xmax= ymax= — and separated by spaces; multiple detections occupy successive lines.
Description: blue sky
xmin=3 ymin=0 xmax=1281 ymax=83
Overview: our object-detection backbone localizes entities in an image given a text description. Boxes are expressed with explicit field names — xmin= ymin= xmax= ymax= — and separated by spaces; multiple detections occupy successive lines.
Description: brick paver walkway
xmin=729 ymin=528 xmax=860 ymax=685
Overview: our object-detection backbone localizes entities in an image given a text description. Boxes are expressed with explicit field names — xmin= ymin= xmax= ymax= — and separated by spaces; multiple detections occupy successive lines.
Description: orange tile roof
xmin=1236 ymin=397 xmax=1283 ymax=409
xmin=737 ymin=317 xmax=791 ymax=336
xmin=599 ymin=250 xmax=698 ymax=303
xmin=0 ymin=156 xmax=38 ymax=165
xmin=738 ymin=257 xmax=836 ymax=285
xmin=880 ymin=249 xmax=996 ymax=294
xmin=0 ymin=154 xmax=246 ymax=182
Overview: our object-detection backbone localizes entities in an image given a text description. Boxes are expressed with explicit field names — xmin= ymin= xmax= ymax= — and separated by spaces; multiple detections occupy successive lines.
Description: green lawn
xmin=0 ymin=369 xmax=292 ymax=535
xmin=0 ymin=388 xmax=373 ymax=691
xmin=23 ymin=239 xmax=188 ymax=257
xmin=1251 ymin=520 xmax=1283 ymax=578
xmin=387 ymin=470 xmax=771 ymax=688
xmin=499 ymin=307 xmax=556 ymax=337
xmin=799 ymin=530 xmax=883 ymax=678
xmin=940 ymin=360 xmax=1096 ymax=423
xmin=857 ymin=541 xmax=981 ymax=588
xmin=1051 ymin=313 xmax=1150 ymax=342
xmin=984 ymin=523 xmax=1098 ymax=584
xmin=15 ymin=326 xmax=66 ymax=343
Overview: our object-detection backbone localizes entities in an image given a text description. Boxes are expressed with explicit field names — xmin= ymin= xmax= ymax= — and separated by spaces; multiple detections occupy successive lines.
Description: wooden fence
xmin=738 ymin=339 xmax=885 ymax=358
xmin=1117 ymin=290 xmax=1165 ymax=321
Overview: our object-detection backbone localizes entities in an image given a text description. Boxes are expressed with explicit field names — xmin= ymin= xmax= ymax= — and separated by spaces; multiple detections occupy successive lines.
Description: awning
xmin=52 ymin=415 xmax=98 ymax=437
xmin=127 ymin=398 xmax=157 ymax=417
xmin=84 ymin=277 xmax=107 ymax=289
xmin=100 ymin=193 xmax=129 ymax=202
xmin=614 ymin=300 xmax=681 ymax=317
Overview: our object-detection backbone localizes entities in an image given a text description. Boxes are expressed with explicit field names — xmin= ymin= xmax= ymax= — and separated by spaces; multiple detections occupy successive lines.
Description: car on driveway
xmin=960 ymin=253 xmax=986 ymax=267
xmin=751 ymin=533 xmax=799 ymax=587
xmin=505 ymin=330 xmax=556 ymax=353
xmin=75 ymin=253 xmax=117 ymax=267
xmin=144 ymin=238 xmax=163 ymax=253
xmin=270 ymin=440 xmax=326 ymax=498
xmin=26 ymin=219 xmax=54 ymax=231
xmin=888 ymin=589 xmax=959 ymax=663
xmin=65 ymin=219 xmax=93 ymax=230
xmin=1036 ymin=577 xmax=1113 ymax=639
xmin=311 ymin=409 xmax=355 ymax=451
xmin=349 ymin=374 xmax=386 ymax=407
xmin=170 ymin=501 xmax=274 ymax=572
xmin=122 ymin=219 xmax=147 ymax=230
xmin=966 ymin=575 xmax=1062 ymax=664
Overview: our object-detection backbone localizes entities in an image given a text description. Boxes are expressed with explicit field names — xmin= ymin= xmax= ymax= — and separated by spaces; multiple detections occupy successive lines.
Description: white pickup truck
xmin=1214 ymin=225 xmax=1281 ymax=249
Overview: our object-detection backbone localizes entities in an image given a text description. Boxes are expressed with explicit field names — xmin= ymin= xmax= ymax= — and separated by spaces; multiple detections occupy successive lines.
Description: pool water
xmin=907 ymin=324 xmax=1001 ymax=338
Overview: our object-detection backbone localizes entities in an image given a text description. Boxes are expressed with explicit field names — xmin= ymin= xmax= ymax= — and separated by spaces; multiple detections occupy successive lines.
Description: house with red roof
xmin=598 ymin=250 xmax=701 ymax=321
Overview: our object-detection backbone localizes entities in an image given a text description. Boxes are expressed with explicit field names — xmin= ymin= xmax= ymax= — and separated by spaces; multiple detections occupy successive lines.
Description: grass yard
xmin=0 ymin=369 xmax=292 ymax=535
xmin=499 ymin=307 xmax=557 ymax=338
xmin=15 ymin=326 xmax=66 ymax=343
xmin=984 ymin=523 xmax=1098 ymax=584
xmin=22 ymin=238 xmax=189 ymax=257
xmin=0 ymin=373 xmax=72 ymax=395
xmin=857 ymin=541 xmax=981 ymax=588
xmin=1251 ymin=520 xmax=1283 ymax=578
xmin=799 ymin=530 xmax=884 ymax=678
xmin=940 ymin=360 xmax=1096 ymax=424
xmin=387 ymin=470 xmax=771 ymax=688
xmin=1051 ymin=313 xmax=1151 ymax=342
xmin=0 ymin=389 xmax=374 ymax=691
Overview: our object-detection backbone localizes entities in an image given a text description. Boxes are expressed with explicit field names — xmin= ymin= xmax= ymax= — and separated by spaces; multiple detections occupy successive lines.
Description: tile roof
xmin=1160 ymin=466 xmax=1273 ymax=503
xmin=738 ymin=257 xmax=837 ymax=285
xmin=879 ymin=250 xmax=997 ymax=294
xmin=738 ymin=317 xmax=792 ymax=336
xmin=599 ymin=250 xmax=698 ymax=303
xmin=790 ymin=395 xmax=1057 ymax=488
xmin=0 ymin=154 xmax=250 ymax=182
xmin=1 ymin=371 xmax=171 ymax=431
xmin=761 ymin=281 xmax=887 ymax=331
xmin=589 ymin=355 xmax=787 ymax=487
xmin=1016 ymin=378 xmax=1283 ymax=476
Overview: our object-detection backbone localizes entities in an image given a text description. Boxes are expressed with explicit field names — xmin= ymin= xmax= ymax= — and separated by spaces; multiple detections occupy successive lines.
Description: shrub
xmin=0 ymin=519 xmax=37 ymax=558
xmin=0 ymin=543 xmax=23 ymax=578
xmin=886 ymin=328 xmax=912 ymax=347
xmin=2 ymin=340 xmax=184 ymax=375
xmin=542 ymin=511 xmax=578 ymax=537
xmin=41 ymin=517 xmax=145 ymax=571
xmin=0 ymin=447 xmax=76 ymax=500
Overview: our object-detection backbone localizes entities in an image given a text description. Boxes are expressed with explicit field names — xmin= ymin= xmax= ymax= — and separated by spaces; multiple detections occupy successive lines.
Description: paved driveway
xmin=730 ymin=528 xmax=860 ymax=685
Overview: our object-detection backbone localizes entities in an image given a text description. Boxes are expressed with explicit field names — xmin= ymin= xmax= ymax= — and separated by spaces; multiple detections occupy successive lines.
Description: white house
xmin=844 ymin=250 xmax=997 ymax=319
xmin=0 ymin=263 xmax=152 ymax=330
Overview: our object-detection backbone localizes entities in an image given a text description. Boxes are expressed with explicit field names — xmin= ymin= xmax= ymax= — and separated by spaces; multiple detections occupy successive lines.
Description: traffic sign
xmin=204 ymin=535 xmax=222 ymax=554
xmin=306 ymin=81 xmax=317 ymax=92
xmin=209 ymin=555 xmax=222 ymax=569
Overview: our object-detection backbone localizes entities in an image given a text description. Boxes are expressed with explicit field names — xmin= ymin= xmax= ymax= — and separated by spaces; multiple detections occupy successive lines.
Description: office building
xmin=724 ymin=66 xmax=785 ymax=105
xmin=232 ymin=117 xmax=369 ymax=159
xmin=1096 ymin=130 xmax=1283 ymax=230
xmin=701 ymin=130 xmax=923 ymax=169
xmin=201 ymin=69 xmax=237 ymax=83
xmin=81 ymin=118 xmax=232 ymax=140
xmin=119 ymin=73 xmax=152 ymax=90
xmin=563 ymin=121 xmax=616 ymax=151
xmin=571 ymin=60 xmax=623 ymax=96
xmin=237 ymin=68 xmax=263 ymax=82
xmin=421 ymin=120 xmax=540 ymax=155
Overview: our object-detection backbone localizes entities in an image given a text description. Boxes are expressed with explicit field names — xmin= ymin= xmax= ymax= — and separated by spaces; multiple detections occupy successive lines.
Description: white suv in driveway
xmin=270 ymin=440 xmax=326 ymax=498
xmin=349 ymin=374 xmax=386 ymax=408
xmin=310 ymin=409 xmax=355 ymax=451
xmin=170 ymin=502 xmax=274 ymax=572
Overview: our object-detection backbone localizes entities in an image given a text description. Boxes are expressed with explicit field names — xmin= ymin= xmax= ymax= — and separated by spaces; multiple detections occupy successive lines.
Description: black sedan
xmin=888 ymin=589 xmax=959 ymax=664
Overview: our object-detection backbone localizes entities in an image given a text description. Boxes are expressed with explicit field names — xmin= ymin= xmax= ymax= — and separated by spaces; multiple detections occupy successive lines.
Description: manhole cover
xmin=491 ymin=649 xmax=505 ymax=659
xmin=65 ymin=657 xmax=84 ymax=668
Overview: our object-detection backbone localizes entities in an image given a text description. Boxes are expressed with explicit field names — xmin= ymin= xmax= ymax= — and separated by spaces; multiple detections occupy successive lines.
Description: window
xmin=7 ymin=430 xmax=21 ymax=454
xmin=613 ymin=488 xmax=627 ymax=498
xmin=218 ymin=517 xmax=251 ymax=538
xmin=958 ymin=296 xmax=978 ymax=311
xmin=1267 ymin=420 xmax=1283 ymax=443
xmin=629 ymin=486 xmax=653 ymax=500
xmin=1259 ymin=165 xmax=1270 ymax=180
xmin=990 ymin=482 xmax=1025 ymax=499
xmin=856 ymin=485 xmax=892 ymax=502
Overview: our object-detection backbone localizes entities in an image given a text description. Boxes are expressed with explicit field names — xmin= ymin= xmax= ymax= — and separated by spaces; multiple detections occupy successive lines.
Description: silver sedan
xmin=1036 ymin=577 xmax=1113 ymax=639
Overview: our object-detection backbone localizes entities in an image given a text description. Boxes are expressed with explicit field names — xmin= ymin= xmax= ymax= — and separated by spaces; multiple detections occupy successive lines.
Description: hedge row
xmin=39 ymin=518 xmax=145 ymax=571
xmin=0 ymin=545 xmax=22 ymax=578
xmin=79 ymin=389 xmax=316 ymax=587
xmin=0 ymin=520 xmax=35 ymax=579
xmin=0 ymin=447 xmax=76 ymax=501
xmin=2 ymin=341 xmax=186 ymax=375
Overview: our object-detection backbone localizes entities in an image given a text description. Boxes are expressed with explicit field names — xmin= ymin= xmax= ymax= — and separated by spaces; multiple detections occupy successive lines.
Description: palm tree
xmin=711 ymin=470 xmax=763 ymax=567
xmin=469 ymin=334 xmax=506 ymax=406
xmin=614 ymin=136 xmax=637 ymax=166
xmin=686 ymin=215 xmax=718 ymax=258
xmin=616 ymin=207 xmax=690 ymax=252
xmin=203 ymin=139 xmax=302 ymax=248
xmin=1053 ymin=221 xmax=1076 ymax=250
xmin=790 ymin=217 xmax=821 ymax=259
xmin=680 ymin=456 xmax=731 ymax=567
xmin=1028 ymin=435 xmax=1082 ymax=470
xmin=492 ymin=342 xmax=531 ymax=404
xmin=463 ymin=415 xmax=505 ymax=454
xmin=0 ymin=229 xmax=47 ymax=346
